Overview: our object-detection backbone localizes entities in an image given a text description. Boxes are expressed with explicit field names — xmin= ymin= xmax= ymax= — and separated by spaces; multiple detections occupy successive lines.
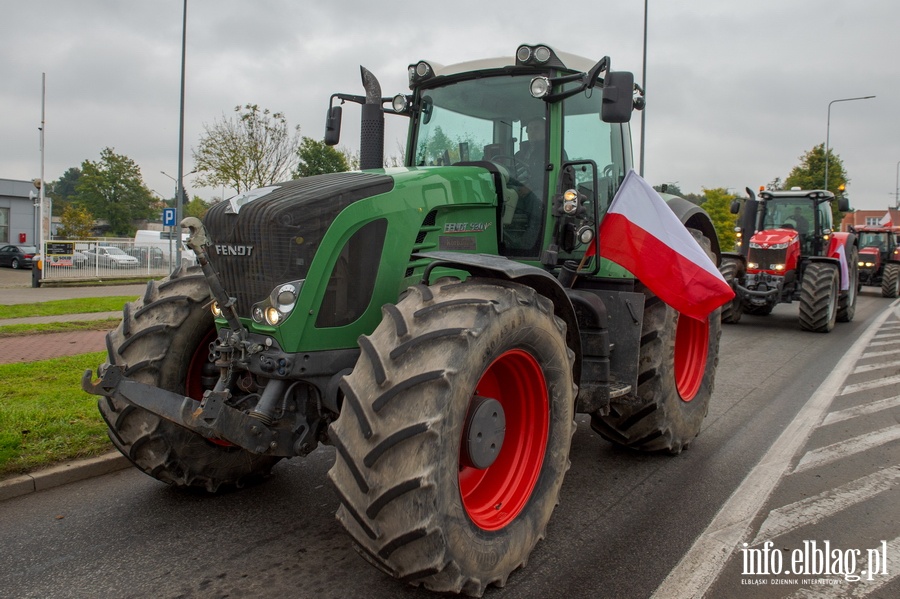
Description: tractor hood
xmin=749 ymin=228 xmax=799 ymax=248
xmin=859 ymin=246 xmax=882 ymax=267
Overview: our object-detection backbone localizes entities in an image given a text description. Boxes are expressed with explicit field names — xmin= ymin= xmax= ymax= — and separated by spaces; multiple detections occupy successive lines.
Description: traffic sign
xmin=163 ymin=207 xmax=176 ymax=227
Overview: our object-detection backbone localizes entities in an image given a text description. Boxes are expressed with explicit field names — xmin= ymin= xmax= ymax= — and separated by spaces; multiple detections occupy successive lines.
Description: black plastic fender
xmin=661 ymin=195 xmax=722 ymax=264
xmin=415 ymin=250 xmax=582 ymax=384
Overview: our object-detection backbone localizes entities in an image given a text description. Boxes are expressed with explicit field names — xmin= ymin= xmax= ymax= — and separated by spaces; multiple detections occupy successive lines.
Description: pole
xmin=895 ymin=160 xmax=900 ymax=210
xmin=39 ymin=73 xmax=46 ymax=267
xmin=175 ymin=0 xmax=187 ymax=264
xmin=824 ymin=95 xmax=875 ymax=192
xmin=639 ymin=0 xmax=648 ymax=177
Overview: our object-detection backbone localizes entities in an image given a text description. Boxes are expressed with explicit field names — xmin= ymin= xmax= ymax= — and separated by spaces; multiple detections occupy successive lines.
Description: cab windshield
xmin=412 ymin=73 xmax=625 ymax=258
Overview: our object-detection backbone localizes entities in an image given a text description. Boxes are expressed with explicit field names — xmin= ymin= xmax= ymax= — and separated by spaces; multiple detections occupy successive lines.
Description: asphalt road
xmin=0 ymin=288 xmax=898 ymax=599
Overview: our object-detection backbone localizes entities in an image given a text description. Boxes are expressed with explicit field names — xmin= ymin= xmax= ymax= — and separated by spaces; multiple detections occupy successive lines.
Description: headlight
xmin=747 ymin=262 xmax=759 ymax=269
xmin=749 ymin=242 xmax=763 ymax=249
xmin=771 ymin=264 xmax=786 ymax=271
xmin=251 ymin=280 xmax=304 ymax=326
xmin=768 ymin=242 xmax=789 ymax=250
xmin=265 ymin=306 xmax=281 ymax=326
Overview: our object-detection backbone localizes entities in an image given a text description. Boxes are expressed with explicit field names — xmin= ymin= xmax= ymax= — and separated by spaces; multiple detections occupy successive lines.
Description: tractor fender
xmin=661 ymin=195 xmax=722 ymax=264
xmin=720 ymin=251 xmax=747 ymax=269
xmin=415 ymin=250 xmax=582 ymax=384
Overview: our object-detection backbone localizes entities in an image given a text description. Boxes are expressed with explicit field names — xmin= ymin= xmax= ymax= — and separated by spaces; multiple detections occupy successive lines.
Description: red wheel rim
xmin=185 ymin=328 xmax=231 ymax=446
xmin=674 ymin=314 xmax=709 ymax=401
xmin=458 ymin=349 xmax=549 ymax=531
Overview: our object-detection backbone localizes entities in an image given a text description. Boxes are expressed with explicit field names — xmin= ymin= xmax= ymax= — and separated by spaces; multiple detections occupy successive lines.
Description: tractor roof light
xmin=530 ymin=77 xmax=551 ymax=98
xmin=516 ymin=44 xmax=557 ymax=67
xmin=392 ymin=94 xmax=410 ymax=114
xmin=408 ymin=61 xmax=435 ymax=87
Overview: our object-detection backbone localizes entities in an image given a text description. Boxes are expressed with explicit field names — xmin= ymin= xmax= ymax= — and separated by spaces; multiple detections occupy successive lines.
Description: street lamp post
xmin=175 ymin=0 xmax=188 ymax=264
xmin=824 ymin=95 xmax=875 ymax=192
xmin=895 ymin=160 xmax=900 ymax=209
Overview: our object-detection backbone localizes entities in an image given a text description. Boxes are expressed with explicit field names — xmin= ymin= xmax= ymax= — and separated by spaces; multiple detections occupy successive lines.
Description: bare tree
xmin=193 ymin=104 xmax=300 ymax=193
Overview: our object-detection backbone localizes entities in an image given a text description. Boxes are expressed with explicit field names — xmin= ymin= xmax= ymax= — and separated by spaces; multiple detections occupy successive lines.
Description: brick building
xmin=839 ymin=208 xmax=900 ymax=231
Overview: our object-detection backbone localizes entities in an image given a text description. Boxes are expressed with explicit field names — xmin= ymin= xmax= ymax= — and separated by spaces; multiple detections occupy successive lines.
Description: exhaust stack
xmin=359 ymin=66 xmax=384 ymax=170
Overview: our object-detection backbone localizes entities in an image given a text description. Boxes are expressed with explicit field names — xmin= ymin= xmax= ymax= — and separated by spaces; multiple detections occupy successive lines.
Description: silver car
xmin=82 ymin=246 xmax=141 ymax=268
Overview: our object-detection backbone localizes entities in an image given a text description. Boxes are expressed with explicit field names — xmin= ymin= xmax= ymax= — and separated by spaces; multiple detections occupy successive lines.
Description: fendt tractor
xmin=855 ymin=225 xmax=900 ymax=297
xmin=720 ymin=187 xmax=858 ymax=332
xmin=83 ymin=44 xmax=725 ymax=596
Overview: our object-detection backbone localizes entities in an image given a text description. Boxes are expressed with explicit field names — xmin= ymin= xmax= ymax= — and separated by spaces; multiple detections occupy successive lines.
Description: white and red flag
xmin=593 ymin=170 xmax=734 ymax=321
xmin=879 ymin=211 xmax=892 ymax=227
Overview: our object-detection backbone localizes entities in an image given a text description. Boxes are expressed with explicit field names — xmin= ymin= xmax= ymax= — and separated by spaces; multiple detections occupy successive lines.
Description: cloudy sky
xmin=2 ymin=1 xmax=899 ymax=210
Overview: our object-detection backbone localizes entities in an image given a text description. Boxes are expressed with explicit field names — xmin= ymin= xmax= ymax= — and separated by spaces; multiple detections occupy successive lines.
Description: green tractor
xmin=83 ymin=43 xmax=723 ymax=595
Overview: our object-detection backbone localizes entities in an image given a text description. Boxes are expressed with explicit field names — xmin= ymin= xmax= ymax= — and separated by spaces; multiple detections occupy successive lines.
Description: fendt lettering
xmin=213 ymin=244 xmax=254 ymax=256
xmin=83 ymin=43 xmax=723 ymax=597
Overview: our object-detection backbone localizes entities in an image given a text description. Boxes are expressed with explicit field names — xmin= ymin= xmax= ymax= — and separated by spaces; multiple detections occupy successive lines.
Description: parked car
xmin=125 ymin=246 xmax=165 ymax=268
xmin=81 ymin=246 xmax=140 ymax=268
xmin=0 ymin=245 xmax=37 ymax=269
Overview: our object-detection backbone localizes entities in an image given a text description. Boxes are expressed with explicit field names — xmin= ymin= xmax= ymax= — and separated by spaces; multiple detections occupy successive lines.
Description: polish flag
xmin=593 ymin=170 xmax=735 ymax=321
xmin=879 ymin=211 xmax=892 ymax=226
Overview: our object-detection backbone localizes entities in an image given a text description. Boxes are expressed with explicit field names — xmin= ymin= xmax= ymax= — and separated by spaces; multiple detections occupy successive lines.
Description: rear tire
xmin=590 ymin=285 xmax=721 ymax=454
xmin=328 ymin=279 xmax=576 ymax=596
xmin=98 ymin=265 xmax=280 ymax=492
xmin=837 ymin=246 xmax=858 ymax=322
xmin=882 ymin=263 xmax=900 ymax=298
xmin=719 ymin=258 xmax=743 ymax=324
xmin=10 ymin=258 xmax=19 ymax=269
xmin=799 ymin=262 xmax=839 ymax=332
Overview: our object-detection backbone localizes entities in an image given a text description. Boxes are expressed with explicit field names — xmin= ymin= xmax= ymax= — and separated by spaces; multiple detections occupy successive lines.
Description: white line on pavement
xmin=751 ymin=466 xmax=900 ymax=544
xmin=822 ymin=395 xmax=900 ymax=426
xmin=792 ymin=425 xmax=900 ymax=473
xmin=650 ymin=304 xmax=897 ymax=599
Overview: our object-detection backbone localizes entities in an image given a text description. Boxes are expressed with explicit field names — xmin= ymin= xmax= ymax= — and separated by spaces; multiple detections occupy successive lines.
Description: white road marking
xmin=650 ymin=305 xmax=897 ymax=599
xmin=860 ymin=349 xmax=900 ymax=359
xmin=852 ymin=359 xmax=900 ymax=374
xmin=793 ymin=425 xmax=900 ymax=473
xmin=786 ymin=536 xmax=900 ymax=598
xmin=822 ymin=395 xmax=900 ymax=426
xmin=839 ymin=373 xmax=900 ymax=395
xmin=751 ymin=467 xmax=900 ymax=544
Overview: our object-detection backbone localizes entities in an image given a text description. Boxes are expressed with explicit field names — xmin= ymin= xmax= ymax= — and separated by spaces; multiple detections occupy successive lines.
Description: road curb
xmin=0 ymin=452 xmax=131 ymax=502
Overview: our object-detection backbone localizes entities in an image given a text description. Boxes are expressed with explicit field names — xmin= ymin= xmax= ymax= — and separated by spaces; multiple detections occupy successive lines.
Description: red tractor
xmin=855 ymin=225 xmax=900 ymax=297
xmin=720 ymin=188 xmax=858 ymax=332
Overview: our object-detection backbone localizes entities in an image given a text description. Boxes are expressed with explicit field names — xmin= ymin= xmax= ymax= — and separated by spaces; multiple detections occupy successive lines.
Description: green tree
xmin=74 ymin=148 xmax=156 ymax=237
xmin=295 ymin=136 xmax=349 ymax=177
xmin=193 ymin=104 xmax=300 ymax=193
xmin=55 ymin=204 xmax=95 ymax=239
xmin=783 ymin=143 xmax=849 ymax=224
xmin=183 ymin=195 xmax=211 ymax=219
xmin=700 ymin=187 xmax=737 ymax=250
xmin=48 ymin=166 xmax=82 ymax=217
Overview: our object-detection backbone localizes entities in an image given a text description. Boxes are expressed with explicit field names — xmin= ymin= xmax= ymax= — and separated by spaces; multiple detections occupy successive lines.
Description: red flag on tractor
xmin=594 ymin=170 xmax=734 ymax=321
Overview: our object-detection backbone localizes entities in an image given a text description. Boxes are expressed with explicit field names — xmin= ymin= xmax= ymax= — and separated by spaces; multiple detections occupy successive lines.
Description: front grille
xmin=748 ymin=247 xmax=786 ymax=270
xmin=203 ymin=173 xmax=393 ymax=316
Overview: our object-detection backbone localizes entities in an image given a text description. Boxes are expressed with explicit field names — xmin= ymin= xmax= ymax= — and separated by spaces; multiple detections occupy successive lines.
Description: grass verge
xmin=0 ymin=296 xmax=136 ymax=320
xmin=0 ymin=352 xmax=111 ymax=479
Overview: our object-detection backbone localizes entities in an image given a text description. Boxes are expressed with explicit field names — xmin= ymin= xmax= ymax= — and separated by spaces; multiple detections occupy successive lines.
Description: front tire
xmin=882 ymin=263 xmax=900 ymax=298
xmin=591 ymin=285 xmax=721 ymax=454
xmin=98 ymin=265 xmax=280 ymax=492
xmin=328 ymin=279 xmax=576 ymax=596
xmin=719 ymin=258 xmax=743 ymax=324
xmin=799 ymin=262 xmax=839 ymax=332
